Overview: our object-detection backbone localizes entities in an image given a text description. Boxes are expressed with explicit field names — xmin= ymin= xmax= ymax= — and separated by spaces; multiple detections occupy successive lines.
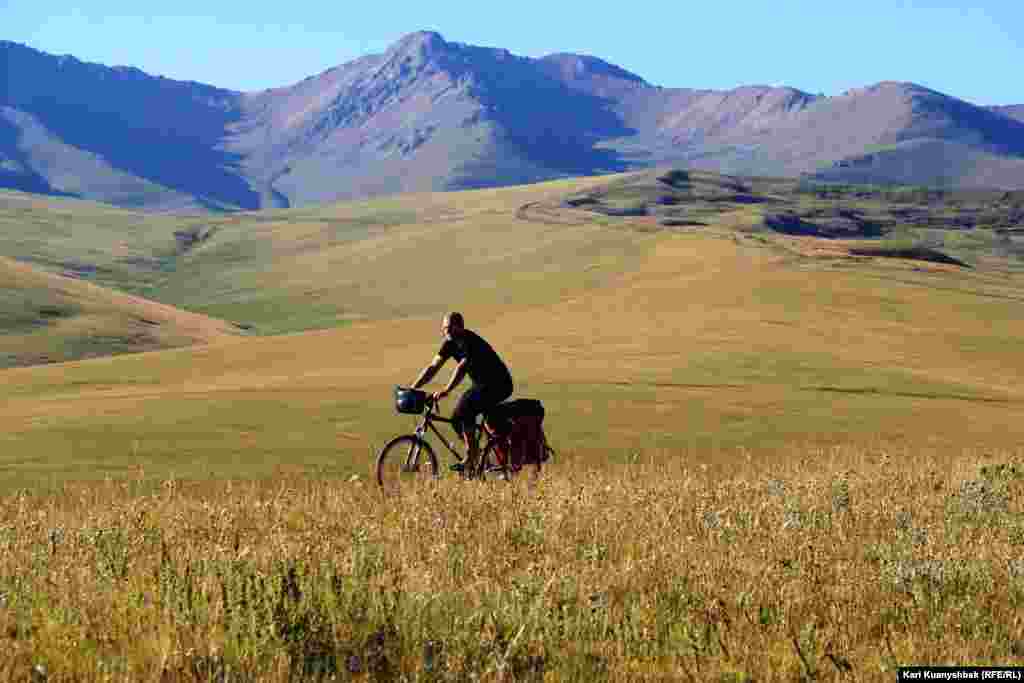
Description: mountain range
xmin=3 ymin=31 xmax=1024 ymax=211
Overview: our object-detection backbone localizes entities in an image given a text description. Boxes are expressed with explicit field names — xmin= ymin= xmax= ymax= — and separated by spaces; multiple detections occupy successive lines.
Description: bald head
xmin=442 ymin=312 xmax=464 ymax=340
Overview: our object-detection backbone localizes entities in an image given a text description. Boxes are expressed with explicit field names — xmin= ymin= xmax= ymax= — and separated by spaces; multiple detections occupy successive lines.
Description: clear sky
xmin=6 ymin=1 xmax=1022 ymax=105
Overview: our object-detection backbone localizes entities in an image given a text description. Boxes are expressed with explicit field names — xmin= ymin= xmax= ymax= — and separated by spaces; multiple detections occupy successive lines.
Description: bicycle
xmin=376 ymin=386 xmax=510 ymax=492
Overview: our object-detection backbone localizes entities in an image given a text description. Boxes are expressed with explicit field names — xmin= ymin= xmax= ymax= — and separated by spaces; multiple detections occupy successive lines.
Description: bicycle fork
xmin=404 ymin=425 xmax=427 ymax=472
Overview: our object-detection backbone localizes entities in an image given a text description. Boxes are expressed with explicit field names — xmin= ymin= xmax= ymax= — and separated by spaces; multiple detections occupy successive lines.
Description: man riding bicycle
xmin=411 ymin=312 xmax=513 ymax=478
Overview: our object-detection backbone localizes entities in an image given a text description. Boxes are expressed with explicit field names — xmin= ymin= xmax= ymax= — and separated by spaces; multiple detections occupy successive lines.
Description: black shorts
xmin=452 ymin=381 xmax=513 ymax=436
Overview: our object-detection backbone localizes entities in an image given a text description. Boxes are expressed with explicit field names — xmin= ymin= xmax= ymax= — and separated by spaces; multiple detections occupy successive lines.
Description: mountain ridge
xmin=3 ymin=33 xmax=1024 ymax=210
xmin=989 ymin=104 xmax=1024 ymax=124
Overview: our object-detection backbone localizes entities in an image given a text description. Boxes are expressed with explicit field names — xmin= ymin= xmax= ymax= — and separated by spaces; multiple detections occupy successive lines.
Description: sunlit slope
xmin=7 ymin=169 xmax=1019 ymax=341
xmin=1 ymin=222 xmax=1022 ymax=490
xmin=147 ymin=176 xmax=655 ymax=333
xmin=0 ymin=256 xmax=239 ymax=368
xmin=1 ymin=176 xmax=655 ymax=336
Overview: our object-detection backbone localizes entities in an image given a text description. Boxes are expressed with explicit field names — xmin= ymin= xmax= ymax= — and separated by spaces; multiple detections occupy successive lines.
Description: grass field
xmin=1 ymin=170 xmax=1024 ymax=679
xmin=3 ymin=449 xmax=1024 ymax=681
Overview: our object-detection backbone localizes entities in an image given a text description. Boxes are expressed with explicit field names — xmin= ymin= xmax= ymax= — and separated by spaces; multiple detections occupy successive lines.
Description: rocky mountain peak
xmin=368 ymin=30 xmax=461 ymax=84
xmin=538 ymin=53 xmax=646 ymax=85
xmin=386 ymin=31 xmax=448 ymax=59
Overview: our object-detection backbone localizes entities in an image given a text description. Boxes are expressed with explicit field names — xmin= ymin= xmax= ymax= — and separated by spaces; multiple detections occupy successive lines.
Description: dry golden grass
xmin=2 ymin=447 xmax=1022 ymax=681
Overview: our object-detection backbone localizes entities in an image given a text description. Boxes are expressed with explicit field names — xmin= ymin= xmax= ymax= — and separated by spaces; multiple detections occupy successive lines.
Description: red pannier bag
xmin=483 ymin=399 xmax=551 ymax=472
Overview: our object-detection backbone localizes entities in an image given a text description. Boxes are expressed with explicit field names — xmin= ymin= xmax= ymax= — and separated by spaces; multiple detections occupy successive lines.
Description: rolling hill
xmin=4 ymin=33 xmax=1024 ymax=210
xmin=0 ymin=175 xmax=651 ymax=343
xmin=0 ymin=253 xmax=238 ymax=368
xmin=1 ymin=170 xmax=1023 ymax=490
xmin=3 ymin=167 xmax=1023 ymax=366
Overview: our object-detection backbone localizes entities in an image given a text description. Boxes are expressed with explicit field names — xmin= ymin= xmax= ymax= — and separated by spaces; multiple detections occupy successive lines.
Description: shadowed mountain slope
xmin=1 ymin=41 xmax=254 ymax=211
xmin=3 ymin=34 xmax=1024 ymax=210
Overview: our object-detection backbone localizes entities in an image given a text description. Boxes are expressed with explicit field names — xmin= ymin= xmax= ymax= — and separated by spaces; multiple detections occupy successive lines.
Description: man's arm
xmin=411 ymin=355 xmax=445 ymax=389
xmin=438 ymin=359 xmax=469 ymax=397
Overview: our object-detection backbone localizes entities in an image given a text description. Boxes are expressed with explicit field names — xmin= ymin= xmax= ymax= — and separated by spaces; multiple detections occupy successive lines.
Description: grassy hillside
xmin=0 ymin=190 xmax=207 ymax=294
xmin=0 ymin=169 xmax=1023 ymax=490
xmin=2 ymin=176 xmax=656 ymax=336
xmin=4 ymin=170 xmax=1022 ymax=342
xmin=0 ymin=255 xmax=239 ymax=368
xmin=148 ymin=179 xmax=660 ymax=334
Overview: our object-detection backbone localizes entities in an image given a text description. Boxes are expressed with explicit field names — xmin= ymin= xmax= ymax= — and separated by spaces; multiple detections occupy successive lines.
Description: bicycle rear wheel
xmin=475 ymin=441 xmax=510 ymax=482
xmin=376 ymin=435 xmax=438 ymax=493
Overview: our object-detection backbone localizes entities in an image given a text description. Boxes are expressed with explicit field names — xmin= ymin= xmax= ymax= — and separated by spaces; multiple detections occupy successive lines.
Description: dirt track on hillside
xmin=515 ymin=202 xmax=591 ymax=225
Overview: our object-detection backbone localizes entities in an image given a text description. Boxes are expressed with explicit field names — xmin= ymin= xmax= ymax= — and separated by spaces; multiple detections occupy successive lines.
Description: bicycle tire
xmin=376 ymin=435 xmax=438 ymax=492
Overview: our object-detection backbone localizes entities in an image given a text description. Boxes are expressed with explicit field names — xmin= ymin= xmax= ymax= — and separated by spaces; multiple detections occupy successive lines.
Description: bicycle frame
xmin=413 ymin=399 xmax=494 ymax=465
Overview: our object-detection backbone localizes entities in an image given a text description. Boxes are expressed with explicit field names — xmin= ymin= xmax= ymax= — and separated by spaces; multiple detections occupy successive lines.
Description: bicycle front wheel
xmin=376 ymin=435 xmax=439 ymax=493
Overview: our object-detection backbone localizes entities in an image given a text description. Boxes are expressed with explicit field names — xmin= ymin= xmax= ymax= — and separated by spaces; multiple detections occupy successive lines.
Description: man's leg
xmin=452 ymin=386 xmax=483 ymax=477
xmin=488 ymin=383 xmax=514 ymax=471
xmin=475 ymin=382 xmax=512 ymax=474
xmin=455 ymin=383 xmax=510 ymax=478
xmin=462 ymin=423 xmax=480 ymax=478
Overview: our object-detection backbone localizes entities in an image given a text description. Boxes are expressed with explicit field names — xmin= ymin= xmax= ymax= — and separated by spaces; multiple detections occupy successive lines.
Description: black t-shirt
xmin=439 ymin=329 xmax=513 ymax=388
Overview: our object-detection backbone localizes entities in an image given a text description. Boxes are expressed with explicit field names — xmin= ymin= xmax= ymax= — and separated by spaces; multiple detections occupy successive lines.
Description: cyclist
xmin=411 ymin=312 xmax=513 ymax=477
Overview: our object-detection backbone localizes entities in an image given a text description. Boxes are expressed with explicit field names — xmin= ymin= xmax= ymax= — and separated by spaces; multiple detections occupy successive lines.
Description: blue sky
xmin=7 ymin=1 xmax=1022 ymax=105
